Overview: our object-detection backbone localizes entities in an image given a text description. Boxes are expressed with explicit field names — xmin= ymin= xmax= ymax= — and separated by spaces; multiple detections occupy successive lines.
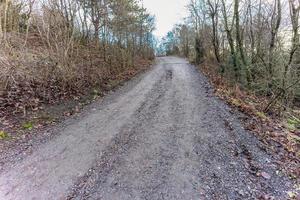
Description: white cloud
xmin=143 ymin=0 xmax=189 ymax=37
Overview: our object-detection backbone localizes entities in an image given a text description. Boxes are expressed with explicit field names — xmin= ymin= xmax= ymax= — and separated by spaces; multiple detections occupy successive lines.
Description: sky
xmin=143 ymin=0 xmax=189 ymax=38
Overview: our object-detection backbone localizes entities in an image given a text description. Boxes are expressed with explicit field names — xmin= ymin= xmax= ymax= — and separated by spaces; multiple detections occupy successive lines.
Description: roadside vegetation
xmin=159 ymin=0 xmax=300 ymax=178
xmin=0 ymin=0 xmax=155 ymax=139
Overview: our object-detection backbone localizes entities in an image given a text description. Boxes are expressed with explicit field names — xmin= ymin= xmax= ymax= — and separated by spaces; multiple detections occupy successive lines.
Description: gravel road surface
xmin=0 ymin=57 xmax=293 ymax=200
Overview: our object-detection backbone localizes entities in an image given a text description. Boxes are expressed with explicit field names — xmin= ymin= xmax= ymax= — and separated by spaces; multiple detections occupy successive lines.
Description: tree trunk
xmin=234 ymin=0 xmax=247 ymax=66
xmin=268 ymin=0 xmax=281 ymax=82
xmin=207 ymin=0 xmax=221 ymax=63
xmin=221 ymin=0 xmax=239 ymax=80
xmin=283 ymin=0 xmax=299 ymax=88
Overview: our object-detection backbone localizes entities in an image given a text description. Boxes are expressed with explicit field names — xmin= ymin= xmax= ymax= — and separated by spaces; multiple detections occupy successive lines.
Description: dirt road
xmin=0 ymin=57 xmax=293 ymax=199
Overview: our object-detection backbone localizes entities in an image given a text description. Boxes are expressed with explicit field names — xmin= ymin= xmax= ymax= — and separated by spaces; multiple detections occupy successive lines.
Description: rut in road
xmin=0 ymin=57 xmax=293 ymax=200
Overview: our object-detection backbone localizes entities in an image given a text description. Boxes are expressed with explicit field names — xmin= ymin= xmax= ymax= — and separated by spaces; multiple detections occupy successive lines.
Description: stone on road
xmin=0 ymin=57 xmax=292 ymax=200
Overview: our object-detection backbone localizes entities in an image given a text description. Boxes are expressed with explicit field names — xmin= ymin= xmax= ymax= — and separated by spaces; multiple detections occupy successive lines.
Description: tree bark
xmin=234 ymin=0 xmax=247 ymax=66
xmin=221 ymin=0 xmax=239 ymax=80
xmin=268 ymin=0 xmax=281 ymax=80
xmin=207 ymin=0 xmax=221 ymax=63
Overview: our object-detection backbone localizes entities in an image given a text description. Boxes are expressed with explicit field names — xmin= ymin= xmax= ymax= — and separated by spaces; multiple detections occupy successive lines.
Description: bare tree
xmin=221 ymin=0 xmax=239 ymax=80
xmin=163 ymin=0 xmax=300 ymax=110
xmin=207 ymin=0 xmax=221 ymax=63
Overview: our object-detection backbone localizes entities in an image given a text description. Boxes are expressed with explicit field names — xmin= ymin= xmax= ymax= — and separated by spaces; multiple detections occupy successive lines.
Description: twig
xmin=264 ymin=79 xmax=300 ymax=112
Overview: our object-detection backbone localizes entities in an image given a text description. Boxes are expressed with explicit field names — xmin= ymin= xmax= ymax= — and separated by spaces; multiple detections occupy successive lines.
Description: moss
xmin=287 ymin=118 xmax=300 ymax=126
xmin=286 ymin=117 xmax=300 ymax=131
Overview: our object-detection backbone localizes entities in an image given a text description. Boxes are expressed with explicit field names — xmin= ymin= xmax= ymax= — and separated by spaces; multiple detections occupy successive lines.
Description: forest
xmin=0 ymin=1 xmax=299 ymax=198
xmin=160 ymin=0 xmax=300 ymax=115
xmin=0 ymin=0 xmax=155 ymax=115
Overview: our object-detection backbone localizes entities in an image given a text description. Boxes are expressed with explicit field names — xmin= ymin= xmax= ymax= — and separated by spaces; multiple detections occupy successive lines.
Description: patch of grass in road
xmin=0 ymin=130 xmax=9 ymax=139
xmin=22 ymin=122 xmax=34 ymax=131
